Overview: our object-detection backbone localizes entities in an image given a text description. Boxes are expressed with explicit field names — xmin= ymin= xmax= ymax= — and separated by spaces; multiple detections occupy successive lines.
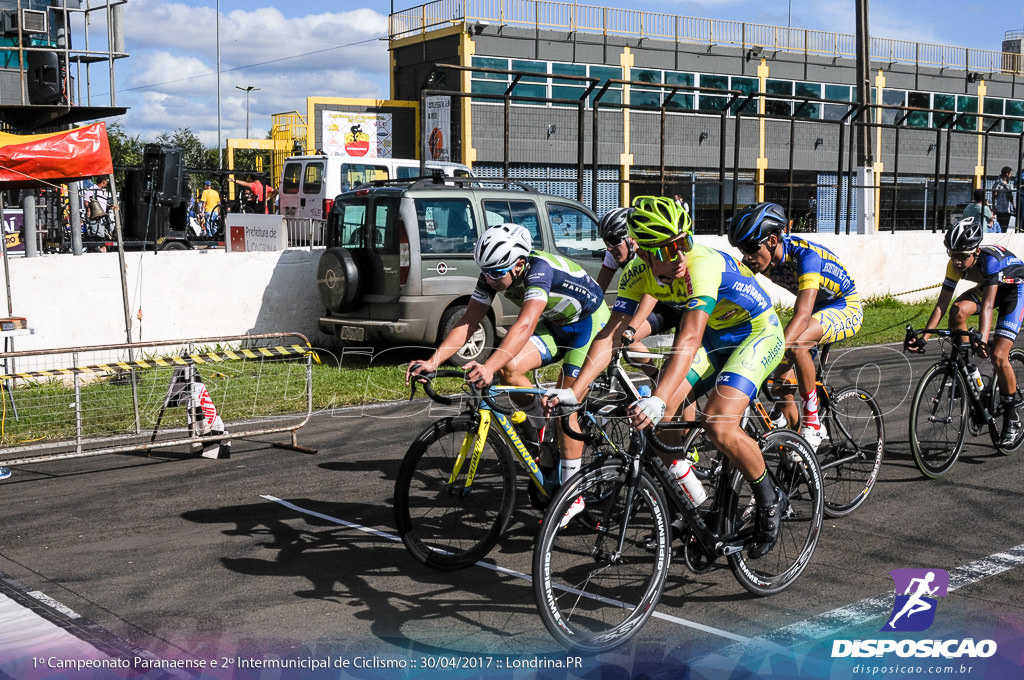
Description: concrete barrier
xmin=4 ymin=231 xmax=1024 ymax=352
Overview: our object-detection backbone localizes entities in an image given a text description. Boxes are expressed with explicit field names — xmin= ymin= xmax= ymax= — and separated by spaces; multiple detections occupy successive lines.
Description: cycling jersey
xmin=613 ymin=243 xmax=784 ymax=400
xmin=758 ymin=235 xmax=862 ymax=344
xmin=472 ymin=250 xmax=608 ymax=376
xmin=944 ymin=245 xmax=1024 ymax=341
xmin=472 ymin=251 xmax=604 ymax=326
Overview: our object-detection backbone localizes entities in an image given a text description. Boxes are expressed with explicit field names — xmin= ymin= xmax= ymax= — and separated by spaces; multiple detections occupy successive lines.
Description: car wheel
xmin=161 ymin=240 xmax=188 ymax=251
xmin=439 ymin=305 xmax=494 ymax=366
xmin=318 ymin=247 xmax=362 ymax=313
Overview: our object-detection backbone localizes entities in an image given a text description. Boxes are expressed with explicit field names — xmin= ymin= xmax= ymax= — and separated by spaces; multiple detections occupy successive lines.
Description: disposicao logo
xmin=831 ymin=568 xmax=998 ymax=659
xmin=882 ymin=568 xmax=949 ymax=632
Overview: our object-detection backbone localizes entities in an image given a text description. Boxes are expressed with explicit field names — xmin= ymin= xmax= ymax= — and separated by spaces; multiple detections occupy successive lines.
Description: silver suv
xmin=316 ymin=176 xmax=607 ymax=364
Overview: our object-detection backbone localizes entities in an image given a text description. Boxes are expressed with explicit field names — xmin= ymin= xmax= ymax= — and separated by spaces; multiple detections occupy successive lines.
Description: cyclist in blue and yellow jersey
xmin=546 ymin=196 xmax=788 ymax=559
xmin=905 ymin=217 xmax=1024 ymax=445
xmin=728 ymin=202 xmax=862 ymax=451
xmin=406 ymin=223 xmax=610 ymax=486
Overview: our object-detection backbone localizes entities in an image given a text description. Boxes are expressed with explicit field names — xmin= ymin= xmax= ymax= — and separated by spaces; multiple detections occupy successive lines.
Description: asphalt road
xmin=1 ymin=343 xmax=1022 ymax=679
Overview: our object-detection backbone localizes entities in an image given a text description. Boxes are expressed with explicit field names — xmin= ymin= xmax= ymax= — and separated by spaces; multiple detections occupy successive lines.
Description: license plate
xmin=340 ymin=326 xmax=364 ymax=342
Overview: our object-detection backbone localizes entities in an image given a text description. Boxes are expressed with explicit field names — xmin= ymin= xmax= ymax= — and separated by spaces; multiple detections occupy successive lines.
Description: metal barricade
xmin=0 ymin=333 xmax=317 ymax=466
xmin=285 ymin=217 xmax=327 ymax=250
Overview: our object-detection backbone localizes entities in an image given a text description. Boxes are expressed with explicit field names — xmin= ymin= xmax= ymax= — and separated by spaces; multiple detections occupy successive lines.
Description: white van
xmin=279 ymin=155 xmax=474 ymax=220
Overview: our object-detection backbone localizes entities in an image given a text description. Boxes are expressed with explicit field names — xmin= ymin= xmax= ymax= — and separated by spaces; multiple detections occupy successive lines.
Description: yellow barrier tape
xmin=0 ymin=344 xmax=315 ymax=382
xmin=890 ymin=283 xmax=942 ymax=297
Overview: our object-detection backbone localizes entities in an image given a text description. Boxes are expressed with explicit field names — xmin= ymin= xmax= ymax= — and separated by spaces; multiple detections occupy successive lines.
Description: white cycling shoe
xmin=800 ymin=425 xmax=824 ymax=452
xmin=558 ymin=496 xmax=585 ymax=528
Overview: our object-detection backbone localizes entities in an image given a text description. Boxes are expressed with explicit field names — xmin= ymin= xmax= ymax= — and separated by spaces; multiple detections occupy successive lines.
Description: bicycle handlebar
xmin=905 ymin=325 xmax=988 ymax=355
xmin=408 ymin=369 xmax=465 ymax=405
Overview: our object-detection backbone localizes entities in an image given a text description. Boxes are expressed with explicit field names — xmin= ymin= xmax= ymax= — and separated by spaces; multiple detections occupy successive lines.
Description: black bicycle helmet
xmin=599 ymin=207 xmax=632 ymax=244
xmin=727 ymin=202 xmax=788 ymax=249
xmin=944 ymin=216 xmax=983 ymax=252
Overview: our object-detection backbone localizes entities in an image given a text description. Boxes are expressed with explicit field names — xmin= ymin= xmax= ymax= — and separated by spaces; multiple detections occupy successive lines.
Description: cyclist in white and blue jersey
xmin=407 ymin=223 xmax=610 ymax=485
xmin=906 ymin=217 xmax=1024 ymax=445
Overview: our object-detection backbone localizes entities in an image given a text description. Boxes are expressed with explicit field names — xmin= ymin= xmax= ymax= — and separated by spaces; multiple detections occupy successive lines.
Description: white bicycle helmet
xmin=474 ymin=223 xmax=533 ymax=270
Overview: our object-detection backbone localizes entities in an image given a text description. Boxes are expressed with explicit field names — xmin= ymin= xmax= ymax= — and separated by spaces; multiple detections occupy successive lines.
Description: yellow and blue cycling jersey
xmin=761 ymin=235 xmax=862 ymax=345
xmin=613 ymin=243 xmax=784 ymax=400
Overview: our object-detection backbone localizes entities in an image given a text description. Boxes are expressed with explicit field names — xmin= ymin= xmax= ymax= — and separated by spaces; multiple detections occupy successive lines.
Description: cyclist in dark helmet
xmin=547 ymin=196 xmax=787 ymax=558
xmin=906 ymin=216 xmax=1024 ymax=445
xmin=596 ymin=206 xmax=680 ymax=374
xmin=728 ymin=201 xmax=861 ymax=451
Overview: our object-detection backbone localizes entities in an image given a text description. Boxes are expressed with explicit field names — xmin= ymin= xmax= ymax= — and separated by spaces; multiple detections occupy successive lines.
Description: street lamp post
xmin=235 ymin=85 xmax=260 ymax=139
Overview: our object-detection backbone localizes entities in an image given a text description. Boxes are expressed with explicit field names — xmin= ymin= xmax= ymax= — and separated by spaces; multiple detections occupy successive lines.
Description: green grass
xmin=0 ymin=295 xmax=949 ymax=445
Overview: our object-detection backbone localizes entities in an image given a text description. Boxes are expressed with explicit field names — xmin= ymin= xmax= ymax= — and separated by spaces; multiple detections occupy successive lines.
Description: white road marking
xmin=261 ymin=494 xmax=767 ymax=647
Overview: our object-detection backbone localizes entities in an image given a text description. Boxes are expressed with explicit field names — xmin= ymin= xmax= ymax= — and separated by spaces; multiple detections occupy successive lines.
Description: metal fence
xmin=0 ymin=333 xmax=316 ymax=468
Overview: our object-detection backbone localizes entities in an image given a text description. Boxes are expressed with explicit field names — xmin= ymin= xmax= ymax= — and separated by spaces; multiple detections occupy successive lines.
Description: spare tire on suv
xmin=317 ymin=247 xmax=362 ymax=312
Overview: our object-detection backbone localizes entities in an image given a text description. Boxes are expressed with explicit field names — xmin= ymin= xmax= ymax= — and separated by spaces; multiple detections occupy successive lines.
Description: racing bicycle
xmin=393 ymin=370 xmax=625 ymax=571
xmin=906 ymin=325 xmax=1024 ymax=478
xmin=531 ymin=351 xmax=824 ymax=652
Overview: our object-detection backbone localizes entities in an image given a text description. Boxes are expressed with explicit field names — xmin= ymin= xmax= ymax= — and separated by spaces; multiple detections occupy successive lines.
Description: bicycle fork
xmin=447 ymin=413 xmax=491 ymax=497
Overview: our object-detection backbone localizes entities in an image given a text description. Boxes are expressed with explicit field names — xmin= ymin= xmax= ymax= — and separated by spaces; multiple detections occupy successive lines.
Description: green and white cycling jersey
xmin=471 ymin=250 xmax=605 ymax=326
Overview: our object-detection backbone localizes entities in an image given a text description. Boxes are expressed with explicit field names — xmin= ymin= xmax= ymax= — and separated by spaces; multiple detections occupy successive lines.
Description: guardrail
xmin=285 ymin=217 xmax=328 ymax=250
xmin=0 ymin=333 xmax=317 ymax=468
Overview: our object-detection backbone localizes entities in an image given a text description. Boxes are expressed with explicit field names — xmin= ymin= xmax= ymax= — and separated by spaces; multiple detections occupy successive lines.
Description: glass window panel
xmin=933 ymin=94 xmax=955 ymax=128
xmin=906 ymin=91 xmax=930 ymax=127
xmin=511 ymin=83 xmax=547 ymax=99
xmin=823 ymin=104 xmax=848 ymax=121
xmin=631 ymin=68 xmax=661 ymax=84
xmin=825 ymin=84 xmax=851 ymax=101
xmin=552 ymin=84 xmax=585 ymax=103
xmin=956 ymin=95 xmax=978 ymax=131
xmin=664 ymin=72 xmax=694 ymax=109
xmin=473 ymin=56 xmax=508 ymax=79
xmin=631 ymin=90 xmax=662 ymax=107
xmin=665 ymin=72 xmax=694 ymax=87
xmin=699 ymin=95 xmax=728 ymax=112
xmin=880 ymin=90 xmax=905 ymax=125
xmin=591 ymin=90 xmax=620 ymax=106
xmin=481 ymin=200 xmax=541 ymax=244
xmin=552 ymin=62 xmax=586 ymax=77
xmin=550 ymin=203 xmax=601 ymax=257
xmin=731 ymin=76 xmax=757 ymax=114
xmin=767 ymin=80 xmax=792 ymax=95
xmin=796 ymin=82 xmax=821 ymax=98
xmin=590 ymin=65 xmax=622 ymax=82
xmin=767 ymin=100 xmax=793 ymax=116
xmin=415 ymin=198 xmax=477 ymax=254
xmin=511 ymin=59 xmax=547 ymax=83
xmin=701 ymin=74 xmax=728 ymax=90
xmin=1006 ymin=99 xmax=1024 ymax=133
xmin=984 ymin=97 xmax=1004 ymax=116
xmin=471 ymin=80 xmax=509 ymax=102
xmin=664 ymin=91 xmax=693 ymax=110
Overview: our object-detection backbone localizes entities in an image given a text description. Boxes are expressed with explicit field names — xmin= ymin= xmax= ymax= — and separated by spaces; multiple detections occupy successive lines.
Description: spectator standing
xmin=992 ymin=166 xmax=1016 ymax=232
xmin=963 ymin=188 xmax=995 ymax=232
xmin=199 ymin=180 xmax=220 ymax=237
xmin=81 ymin=176 xmax=110 ymax=238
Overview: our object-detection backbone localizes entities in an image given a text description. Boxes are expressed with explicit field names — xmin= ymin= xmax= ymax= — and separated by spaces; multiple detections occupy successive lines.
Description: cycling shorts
xmin=814 ymin=294 xmax=863 ymax=345
xmin=646 ymin=301 xmax=683 ymax=336
xmin=685 ymin=309 xmax=786 ymax=402
xmin=530 ymin=302 xmax=611 ymax=378
xmin=958 ymin=283 xmax=1024 ymax=341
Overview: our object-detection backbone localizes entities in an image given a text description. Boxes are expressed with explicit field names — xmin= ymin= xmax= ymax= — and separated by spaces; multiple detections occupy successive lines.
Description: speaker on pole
xmin=142 ymin=144 xmax=183 ymax=206
xmin=27 ymin=51 xmax=60 ymax=105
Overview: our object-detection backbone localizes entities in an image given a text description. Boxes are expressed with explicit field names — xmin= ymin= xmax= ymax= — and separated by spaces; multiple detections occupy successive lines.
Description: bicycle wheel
xmin=909 ymin=363 xmax=968 ymax=478
xmin=990 ymin=348 xmax=1024 ymax=455
xmin=394 ymin=416 xmax=517 ymax=570
xmin=533 ymin=462 xmax=670 ymax=652
xmin=818 ymin=387 xmax=885 ymax=517
xmin=727 ymin=429 xmax=824 ymax=596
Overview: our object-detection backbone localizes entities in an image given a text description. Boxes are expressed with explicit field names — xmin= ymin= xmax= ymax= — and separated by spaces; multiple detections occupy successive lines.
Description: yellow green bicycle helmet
xmin=628 ymin=196 xmax=693 ymax=248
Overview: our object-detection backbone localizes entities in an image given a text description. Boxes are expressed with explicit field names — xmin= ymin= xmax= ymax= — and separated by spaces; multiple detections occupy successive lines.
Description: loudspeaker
xmin=142 ymin=144 xmax=183 ymax=206
xmin=27 ymin=51 xmax=60 ymax=105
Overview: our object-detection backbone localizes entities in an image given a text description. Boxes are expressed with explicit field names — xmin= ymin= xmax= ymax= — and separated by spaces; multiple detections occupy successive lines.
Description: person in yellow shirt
xmin=198 ymin=180 xmax=221 ymax=237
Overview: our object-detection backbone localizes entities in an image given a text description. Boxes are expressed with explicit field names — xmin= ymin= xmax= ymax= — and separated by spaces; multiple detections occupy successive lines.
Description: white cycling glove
xmin=545 ymin=388 xmax=579 ymax=406
xmin=635 ymin=395 xmax=666 ymax=425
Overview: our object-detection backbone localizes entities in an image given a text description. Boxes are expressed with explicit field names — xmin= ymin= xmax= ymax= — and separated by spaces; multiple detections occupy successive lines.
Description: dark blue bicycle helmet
xmin=728 ymin=202 xmax=788 ymax=249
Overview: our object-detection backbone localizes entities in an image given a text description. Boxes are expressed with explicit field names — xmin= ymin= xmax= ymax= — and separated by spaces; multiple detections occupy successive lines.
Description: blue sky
xmin=109 ymin=0 xmax=1024 ymax=147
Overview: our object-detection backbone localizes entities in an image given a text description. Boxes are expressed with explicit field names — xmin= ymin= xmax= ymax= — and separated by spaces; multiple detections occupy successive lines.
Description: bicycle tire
xmin=533 ymin=462 xmax=670 ymax=652
xmin=990 ymin=348 xmax=1024 ymax=455
xmin=727 ymin=428 xmax=824 ymax=597
xmin=818 ymin=387 xmax=885 ymax=517
xmin=909 ymin=362 xmax=968 ymax=478
xmin=394 ymin=416 xmax=517 ymax=570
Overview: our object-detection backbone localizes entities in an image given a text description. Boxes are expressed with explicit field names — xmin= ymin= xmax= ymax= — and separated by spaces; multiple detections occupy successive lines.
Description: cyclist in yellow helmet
xmin=546 ymin=196 xmax=788 ymax=558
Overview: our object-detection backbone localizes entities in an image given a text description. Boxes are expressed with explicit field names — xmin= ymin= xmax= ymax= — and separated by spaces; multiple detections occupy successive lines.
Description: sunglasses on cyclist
xmin=639 ymin=234 xmax=693 ymax=262
xmin=483 ymin=264 xmax=516 ymax=279
xmin=738 ymin=237 xmax=771 ymax=256
xmin=947 ymin=249 xmax=975 ymax=263
xmin=603 ymin=234 xmax=626 ymax=248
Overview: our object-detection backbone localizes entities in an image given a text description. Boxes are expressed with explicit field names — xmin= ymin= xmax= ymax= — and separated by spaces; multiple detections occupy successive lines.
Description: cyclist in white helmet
xmin=407 ymin=223 xmax=610 ymax=487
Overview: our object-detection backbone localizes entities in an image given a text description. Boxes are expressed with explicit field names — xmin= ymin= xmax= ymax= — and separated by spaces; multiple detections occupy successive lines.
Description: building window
xmin=795 ymin=82 xmax=821 ymax=119
xmin=698 ymin=74 xmax=729 ymax=112
xmin=907 ymin=91 xmax=930 ymax=128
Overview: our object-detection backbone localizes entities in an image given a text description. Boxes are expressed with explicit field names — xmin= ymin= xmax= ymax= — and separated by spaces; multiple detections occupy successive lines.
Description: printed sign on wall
xmin=322 ymin=112 xmax=393 ymax=159
xmin=425 ymin=96 xmax=451 ymax=162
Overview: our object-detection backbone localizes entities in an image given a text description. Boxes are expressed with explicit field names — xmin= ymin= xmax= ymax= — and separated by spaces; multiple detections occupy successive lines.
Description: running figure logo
xmin=882 ymin=569 xmax=950 ymax=632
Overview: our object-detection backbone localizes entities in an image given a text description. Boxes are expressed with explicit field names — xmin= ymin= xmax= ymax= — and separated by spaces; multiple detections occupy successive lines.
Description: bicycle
xmin=531 ymin=352 xmax=824 ymax=653
xmin=393 ymin=370 xmax=621 ymax=571
xmin=699 ymin=343 xmax=885 ymax=518
xmin=906 ymin=325 xmax=1024 ymax=478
